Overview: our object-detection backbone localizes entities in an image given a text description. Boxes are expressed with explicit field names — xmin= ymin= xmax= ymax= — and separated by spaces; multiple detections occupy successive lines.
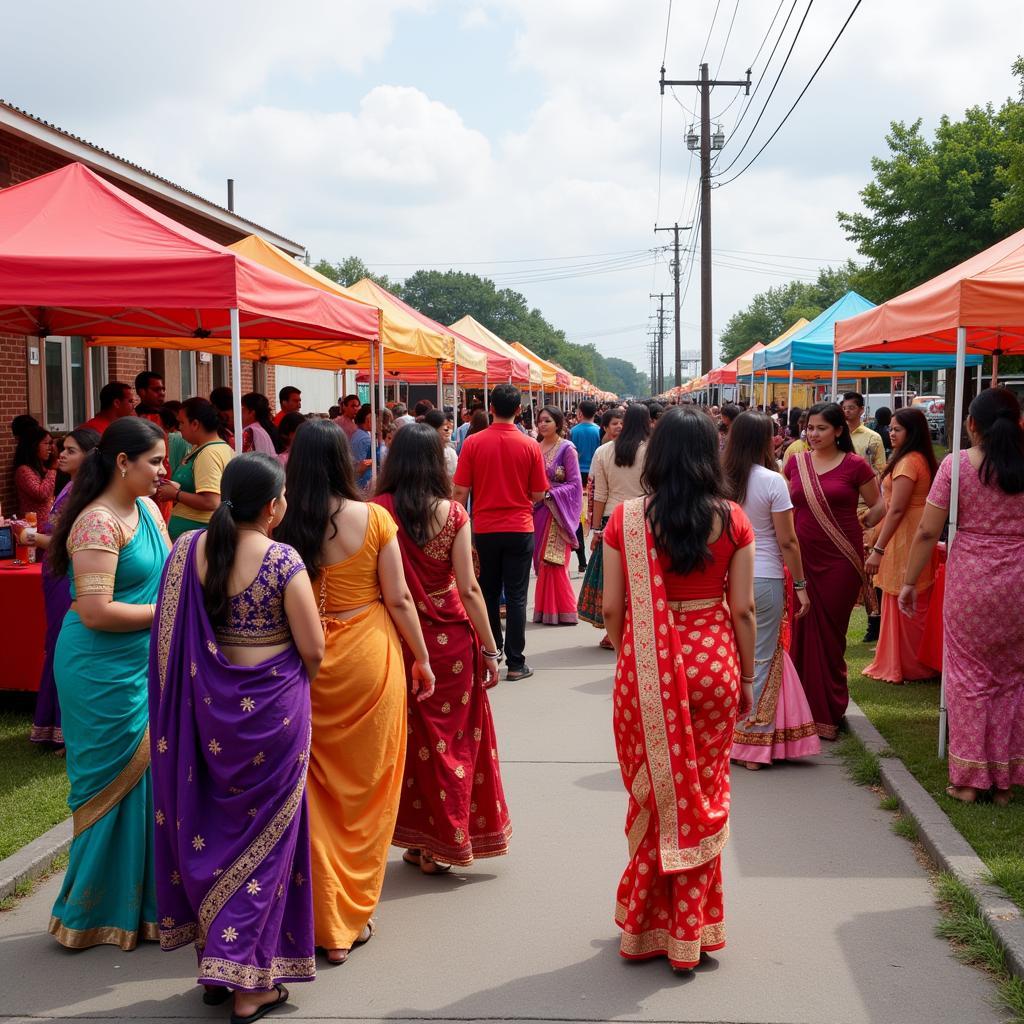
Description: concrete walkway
xmin=0 ymin=584 xmax=1005 ymax=1023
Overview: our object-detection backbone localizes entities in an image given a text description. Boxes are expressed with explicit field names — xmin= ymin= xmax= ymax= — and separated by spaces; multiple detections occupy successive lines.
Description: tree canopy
xmin=308 ymin=262 xmax=648 ymax=396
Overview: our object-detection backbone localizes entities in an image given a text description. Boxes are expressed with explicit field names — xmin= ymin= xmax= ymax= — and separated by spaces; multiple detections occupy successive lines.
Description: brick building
xmin=0 ymin=100 xmax=305 ymax=514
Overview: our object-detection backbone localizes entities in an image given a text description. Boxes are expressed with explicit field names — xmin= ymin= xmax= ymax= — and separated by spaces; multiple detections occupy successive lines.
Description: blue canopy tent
xmin=752 ymin=292 xmax=981 ymax=406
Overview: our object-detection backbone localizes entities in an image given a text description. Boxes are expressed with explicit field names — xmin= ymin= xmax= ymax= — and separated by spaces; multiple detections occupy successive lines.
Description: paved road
xmin=0 ymin=582 xmax=1004 ymax=1023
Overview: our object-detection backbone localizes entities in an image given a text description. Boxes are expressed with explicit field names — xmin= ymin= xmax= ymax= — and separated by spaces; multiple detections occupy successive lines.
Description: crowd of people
xmin=4 ymin=368 xmax=1023 ymax=1010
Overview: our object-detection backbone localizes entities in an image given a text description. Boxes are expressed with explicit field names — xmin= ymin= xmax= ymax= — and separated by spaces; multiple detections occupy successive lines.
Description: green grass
xmin=846 ymin=609 xmax=1024 ymax=913
xmin=0 ymin=700 xmax=70 ymax=859
xmin=835 ymin=731 xmax=881 ymax=786
xmin=879 ymin=794 xmax=900 ymax=812
xmin=935 ymin=874 xmax=1024 ymax=1023
xmin=891 ymin=815 xmax=919 ymax=841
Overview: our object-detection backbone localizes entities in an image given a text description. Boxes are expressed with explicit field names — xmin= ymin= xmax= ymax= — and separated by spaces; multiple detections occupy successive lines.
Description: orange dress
xmin=307 ymin=503 xmax=407 ymax=949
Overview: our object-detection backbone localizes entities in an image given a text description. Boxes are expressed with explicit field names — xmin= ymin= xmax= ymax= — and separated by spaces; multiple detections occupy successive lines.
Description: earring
xmin=121 ymin=468 xmax=127 ymax=479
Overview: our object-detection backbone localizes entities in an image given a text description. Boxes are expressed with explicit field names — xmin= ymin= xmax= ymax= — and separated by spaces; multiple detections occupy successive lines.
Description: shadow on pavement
xmin=574 ymin=768 xmax=623 ymax=792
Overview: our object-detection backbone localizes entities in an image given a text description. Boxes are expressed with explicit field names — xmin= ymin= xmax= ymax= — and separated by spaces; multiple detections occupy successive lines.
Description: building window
xmin=43 ymin=337 xmax=87 ymax=431
xmin=212 ymin=354 xmax=230 ymax=389
xmin=180 ymin=351 xmax=197 ymax=398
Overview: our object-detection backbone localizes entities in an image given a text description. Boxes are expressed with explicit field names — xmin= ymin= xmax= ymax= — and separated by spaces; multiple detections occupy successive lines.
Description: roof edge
xmin=0 ymin=100 xmax=305 ymax=257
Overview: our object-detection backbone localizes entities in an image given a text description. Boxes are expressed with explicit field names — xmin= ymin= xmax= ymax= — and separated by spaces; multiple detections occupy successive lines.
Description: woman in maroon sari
xmin=784 ymin=403 xmax=884 ymax=739
xmin=374 ymin=424 xmax=511 ymax=873
xmin=150 ymin=454 xmax=324 ymax=1023
xmin=603 ymin=407 xmax=756 ymax=971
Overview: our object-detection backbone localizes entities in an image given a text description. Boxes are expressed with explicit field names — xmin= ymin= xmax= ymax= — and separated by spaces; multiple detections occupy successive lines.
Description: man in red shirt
xmin=273 ymin=385 xmax=302 ymax=426
xmin=79 ymin=381 xmax=136 ymax=435
xmin=454 ymin=383 xmax=547 ymax=680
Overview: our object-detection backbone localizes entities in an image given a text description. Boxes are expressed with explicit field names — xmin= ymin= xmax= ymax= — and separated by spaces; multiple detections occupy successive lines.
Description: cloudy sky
xmin=5 ymin=1 xmax=1022 ymax=374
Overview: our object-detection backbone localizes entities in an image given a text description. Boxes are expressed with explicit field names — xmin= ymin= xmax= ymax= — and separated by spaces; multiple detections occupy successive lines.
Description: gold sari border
xmin=667 ymin=598 xmax=722 ymax=612
xmin=156 ymin=534 xmax=192 ymax=694
xmin=733 ymin=722 xmax=819 ymax=746
xmin=196 ymin=731 xmax=311 ymax=947
xmin=198 ymin=955 xmax=316 ymax=990
xmin=72 ymin=727 xmax=151 ymax=837
xmin=49 ymin=915 xmax=158 ymax=951
xmin=618 ymin=922 xmax=726 ymax=965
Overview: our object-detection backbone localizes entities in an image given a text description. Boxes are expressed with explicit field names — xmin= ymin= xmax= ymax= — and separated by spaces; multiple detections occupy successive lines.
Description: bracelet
xmin=792 ymin=579 xmax=807 ymax=590
xmin=741 ymin=673 xmax=755 ymax=683
xmin=872 ymin=545 xmax=885 ymax=555
xmin=481 ymin=648 xmax=500 ymax=659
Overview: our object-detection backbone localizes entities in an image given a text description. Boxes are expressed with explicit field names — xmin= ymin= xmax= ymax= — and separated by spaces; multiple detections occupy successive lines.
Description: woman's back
xmin=319 ymin=502 xmax=395 ymax=610
xmin=939 ymin=450 xmax=1024 ymax=540
xmin=740 ymin=464 xmax=791 ymax=579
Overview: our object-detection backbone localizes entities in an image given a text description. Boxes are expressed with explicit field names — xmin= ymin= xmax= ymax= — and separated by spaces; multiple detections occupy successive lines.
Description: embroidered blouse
xmin=67 ymin=497 xmax=170 ymax=555
xmin=214 ymin=541 xmax=307 ymax=647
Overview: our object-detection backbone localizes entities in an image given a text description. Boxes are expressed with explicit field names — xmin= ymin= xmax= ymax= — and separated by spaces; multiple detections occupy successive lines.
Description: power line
xmin=698 ymin=0 xmax=723 ymax=66
xmin=715 ymin=0 xmax=741 ymax=77
xmin=365 ymin=247 xmax=654 ymax=267
xmin=748 ymin=0 xmax=788 ymax=71
xmin=662 ymin=0 xmax=674 ymax=65
xmin=715 ymin=0 xmax=864 ymax=186
xmin=712 ymin=0 xmax=816 ymax=178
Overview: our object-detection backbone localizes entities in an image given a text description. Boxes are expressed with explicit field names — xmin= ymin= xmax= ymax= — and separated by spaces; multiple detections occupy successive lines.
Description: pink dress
xmin=928 ymin=451 xmax=1024 ymax=790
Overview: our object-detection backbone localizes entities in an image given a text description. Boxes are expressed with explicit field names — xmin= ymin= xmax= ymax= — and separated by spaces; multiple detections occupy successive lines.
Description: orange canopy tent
xmin=835 ymin=226 xmax=1024 ymax=757
xmin=448 ymin=314 xmax=535 ymax=384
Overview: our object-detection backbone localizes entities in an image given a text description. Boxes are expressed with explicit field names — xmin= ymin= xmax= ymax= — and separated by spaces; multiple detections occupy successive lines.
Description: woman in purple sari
xmin=150 ymin=454 xmax=324 ymax=1023
xmin=24 ymin=427 xmax=99 ymax=746
xmin=532 ymin=406 xmax=583 ymax=625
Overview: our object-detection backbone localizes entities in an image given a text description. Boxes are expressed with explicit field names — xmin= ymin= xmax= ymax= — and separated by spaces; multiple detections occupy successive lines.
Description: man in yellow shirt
xmin=842 ymin=392 xmax=885 ymax=641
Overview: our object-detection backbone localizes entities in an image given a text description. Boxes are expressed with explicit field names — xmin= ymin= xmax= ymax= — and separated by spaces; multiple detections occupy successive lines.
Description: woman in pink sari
xmin=532 ymin=406 xmax=583 ymax=625
xmin=373 ymin=424 xmax=511 ymax=872
xmin=900 ymin=387 xmax=1024 ymax=805
xmin=603 ymin=406 xmax=756 ymax=971
xmin=784 ymin=403 xmax=884 ymax=739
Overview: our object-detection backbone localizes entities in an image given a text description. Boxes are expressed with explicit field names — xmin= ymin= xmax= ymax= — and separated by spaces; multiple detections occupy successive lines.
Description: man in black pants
xmin=454 ymin=384 xmax=548 ymax=681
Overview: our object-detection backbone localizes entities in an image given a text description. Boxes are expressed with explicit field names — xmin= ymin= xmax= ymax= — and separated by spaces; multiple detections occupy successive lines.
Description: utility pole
xmin=650 ymin=292 xmax=671 ymax=393
xmin=655 ymin=223 xmax=691 ymax=388
xmin=661 ymin=63 xmax=751 ymax=375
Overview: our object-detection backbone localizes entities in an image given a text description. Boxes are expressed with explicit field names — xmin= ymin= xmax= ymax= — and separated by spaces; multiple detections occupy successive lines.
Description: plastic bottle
xmin=24 ymin=512 xmax=37 ymax=563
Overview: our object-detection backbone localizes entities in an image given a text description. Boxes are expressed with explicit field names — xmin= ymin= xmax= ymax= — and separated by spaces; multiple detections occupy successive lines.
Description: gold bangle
xmin=75 ymin=572 xmax=116 ymax=597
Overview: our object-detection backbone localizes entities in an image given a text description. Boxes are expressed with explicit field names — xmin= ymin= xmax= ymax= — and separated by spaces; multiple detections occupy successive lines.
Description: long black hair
xmin=49 ymin=417 xmax=165 ymax=577
xmin=375 ymin=422 xmax=450 ymax=544
xmin=614 ymin=403 xmax=651 ymax=468
xmin=969 ymin=386 xmax=1024 ymax=494
xmin=276 ymin=419 xmax=361 ymax=577
xmin=788 ymin=407 xmax=803 ymax=438
xmin=277 ymin=411 xmax=305 ymax=449
xmin=241 ymin=392 xmax=283 ymax=453
xmin=641 ymin=406 xmax=732 ymax=575
xmin=807 ymin=402 xmax=854 ymax=453
xmin=203 ymin=454 xmax=285 ymax=625
xmin=14 ymin=425 xmax=52 ymax=477
xmin=881 ymin=407 xmax=937 ymax=483
xmin=722 ymin=411 xmax=777 ymax=505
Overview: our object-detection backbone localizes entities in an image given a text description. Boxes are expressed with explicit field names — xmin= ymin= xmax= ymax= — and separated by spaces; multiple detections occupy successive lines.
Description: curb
xmin=0 ymin=817 xmax=71 ymax=903
xmin=846 ymin=699 xmax=1024 ymax=981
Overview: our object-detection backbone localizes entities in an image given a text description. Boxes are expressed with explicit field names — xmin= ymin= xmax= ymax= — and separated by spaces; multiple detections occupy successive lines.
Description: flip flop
xmin=420 ymin=854 xmax=452 ymax=875
xmin=402 ymin=849 xmax=422 ymax=868
xmin=325 ymin=920 xmax=375 ymax=964
xmin=598 ymin=637 xmax=614 ymax=650
xmin=202 ymin=986 xmax=232 ymax=1006
xmin=229 ymin=984 xmax=288 ymax=1024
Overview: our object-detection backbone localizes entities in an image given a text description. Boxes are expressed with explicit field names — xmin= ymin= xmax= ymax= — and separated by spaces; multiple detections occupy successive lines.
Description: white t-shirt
xmin=741 ymin=464 xmax=793 ymax=579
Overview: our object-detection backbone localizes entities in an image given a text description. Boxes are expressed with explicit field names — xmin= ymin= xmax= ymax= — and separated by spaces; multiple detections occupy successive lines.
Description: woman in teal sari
xmin=47 ymin=417 xmax=171 ymax=950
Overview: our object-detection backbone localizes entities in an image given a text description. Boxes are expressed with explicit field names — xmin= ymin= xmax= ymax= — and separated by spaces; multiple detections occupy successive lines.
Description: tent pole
xmin=229 ymin=309 xmax=243 ymax=454
xmin=991 ymin=351 xmax=1000 ymax=387
xmin=831 ymin=351 xmax=839 ymax=400
xmin=84 ymin=342 xmax=95 ymax=420
xmin=369 ymin=339 xmax=378 ymax=485
xmin=483 ymin=374 xmax=489 ymax=416
xmin=436 ymin=360 xmax=443 ymax=409
xmin=787 ymin=362 xmax=794 ymax=413
xmin=938 ymin=325 xmax=968 ymax=759
xmin=452 ymin=350 xmax=459 ymax=413
xmin=976 ymin=363 xmax=982 ymax=392
xmin=762 ymin=368 xmax=768 ymax=409
xmin=377 ymin=340 xmax=385 ymax=415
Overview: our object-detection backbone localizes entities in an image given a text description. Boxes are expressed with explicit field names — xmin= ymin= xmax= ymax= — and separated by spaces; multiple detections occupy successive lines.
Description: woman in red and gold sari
xmin=602 ymin=406 xmax=756 ymax=972
xmin=374 ymin=424 xmax=511 ymax=872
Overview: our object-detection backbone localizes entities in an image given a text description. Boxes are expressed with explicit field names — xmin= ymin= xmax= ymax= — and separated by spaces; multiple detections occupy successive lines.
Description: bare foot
xmin=742 ymin=761 xmax=762 ymax=771
xmin=326 ymin=922 xmax=374 ymax=964
xmin=945 ymin=785 xmax=979 ymax=803
xmin=993 ymin=789 xmax=1012 ymax=807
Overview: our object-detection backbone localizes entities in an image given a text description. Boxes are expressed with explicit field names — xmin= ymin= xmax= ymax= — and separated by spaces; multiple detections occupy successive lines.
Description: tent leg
xmin=831 ymin=351 xmax=839 ymax=400
xmin=991 ymin=351 xmax=1000 ymax=387
xmin=938 ymin=325 xmax=968 ymax=759
xmin=452 ymin=354 xmax=458 ymax=413
xmin=378 ymin=340 xmax=385 ymax=415
xmin=230 ymin=308 xmax=243 ymax=454
xmin=482 ymin=374 xmax=488 ymax=416
xmin=436 ymin=360 xmax=443 ymax=409
xmin=787 ymin=362 xmax=794 ymax=413
xmin=369 ymin=340 xmax=378 ymax=485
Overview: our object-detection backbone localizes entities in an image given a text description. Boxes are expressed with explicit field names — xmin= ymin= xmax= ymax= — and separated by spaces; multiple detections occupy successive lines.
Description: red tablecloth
xmin=917 ymin=542 xmax=947 ymax=672
xmin=0 ymin=561 xmax=45 ymax=691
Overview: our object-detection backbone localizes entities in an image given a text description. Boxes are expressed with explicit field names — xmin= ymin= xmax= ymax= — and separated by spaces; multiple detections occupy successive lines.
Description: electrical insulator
xmin=685 ymin=125 xmax=699 ymax=151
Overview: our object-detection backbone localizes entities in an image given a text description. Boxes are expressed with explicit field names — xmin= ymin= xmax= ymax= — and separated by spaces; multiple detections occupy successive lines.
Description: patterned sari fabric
xmin=606 ymin=499 xmax=743 ymax=969
xmin=50 ymin=498 xmax=170 ymax=949
xmin=32 ymin=482 xmax=72 ymax=745
xmin=929 ymin=452 xmax=1024 ymax=790
xmin=577 ymin=515 xmax=609 ymax=627
xmin=149 ymin=533 xmax=315 ymax=991
xmin=375 ymin=495 xmax=512 ymax=866
xmin=532 ymin=439 xmax=583 ymax=624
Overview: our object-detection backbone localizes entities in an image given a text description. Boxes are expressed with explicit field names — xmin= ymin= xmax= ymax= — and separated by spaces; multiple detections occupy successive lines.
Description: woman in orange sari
xmin=602 ymin=406 xmax=755 ymax=971
xmin=374 ymin=424 xmax=511 ymax=873
xmin=276 ymin=420 xmax=433 ymax=965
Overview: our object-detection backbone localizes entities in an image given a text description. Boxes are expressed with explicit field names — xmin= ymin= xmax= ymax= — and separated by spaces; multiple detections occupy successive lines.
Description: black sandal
xmin=229 ymin=984 xmax=288 ymax=1024
xmin=202 ymin=986 xmax=232 ymax=1006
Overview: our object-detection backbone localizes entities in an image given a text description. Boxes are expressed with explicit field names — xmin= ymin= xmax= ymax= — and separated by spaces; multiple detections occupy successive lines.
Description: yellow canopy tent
xmin=449 ymin=315 xmax=542 ymax=385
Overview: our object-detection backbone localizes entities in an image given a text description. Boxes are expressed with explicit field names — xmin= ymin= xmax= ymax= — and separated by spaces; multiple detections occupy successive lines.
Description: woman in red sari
xmin=374 ymin=424 xmax=512 ymax=873
xmin=602 ymin=406 xmax=756 ymax=972
xmin=784 ymin=403 xmax=884 ymax=738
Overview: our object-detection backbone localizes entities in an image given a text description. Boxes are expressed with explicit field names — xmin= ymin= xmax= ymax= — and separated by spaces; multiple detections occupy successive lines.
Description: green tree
xmin=993 ymin=56 xmax=1024 ymax=232
xmin=313 ymin=256 xmax=394 ymax=291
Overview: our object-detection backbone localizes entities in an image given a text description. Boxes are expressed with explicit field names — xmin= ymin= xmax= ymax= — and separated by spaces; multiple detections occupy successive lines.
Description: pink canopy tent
xmin=0 ymin=163 xmax=379 ymax=447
